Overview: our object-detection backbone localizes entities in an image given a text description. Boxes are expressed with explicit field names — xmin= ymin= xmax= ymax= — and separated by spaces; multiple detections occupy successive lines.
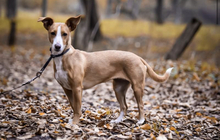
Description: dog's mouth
xmin=55 ymin=48 xmax=61 ymax=52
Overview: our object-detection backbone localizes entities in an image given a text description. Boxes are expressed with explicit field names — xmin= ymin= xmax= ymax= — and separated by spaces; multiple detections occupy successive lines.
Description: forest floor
xmin=0 ymin=46 xmax=219 ymax=139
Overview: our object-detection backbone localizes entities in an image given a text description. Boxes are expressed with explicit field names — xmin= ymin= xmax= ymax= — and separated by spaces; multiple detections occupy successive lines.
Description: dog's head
xmin=38 ymin=16 xmax=81 ymax=55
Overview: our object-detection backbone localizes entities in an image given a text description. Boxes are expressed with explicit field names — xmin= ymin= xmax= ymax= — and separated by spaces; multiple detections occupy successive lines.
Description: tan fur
xmin=38 ymin=16 xmax=173 ymax=124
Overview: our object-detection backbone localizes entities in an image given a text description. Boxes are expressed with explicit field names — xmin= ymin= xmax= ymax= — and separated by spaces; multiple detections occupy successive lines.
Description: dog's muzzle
xmin=54 ymin=43 xmax=61 ymax=52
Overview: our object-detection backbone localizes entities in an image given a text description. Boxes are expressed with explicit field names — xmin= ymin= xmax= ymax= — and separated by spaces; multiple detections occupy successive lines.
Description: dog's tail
xmin=140 ymin=58 xmax=173 ymax=82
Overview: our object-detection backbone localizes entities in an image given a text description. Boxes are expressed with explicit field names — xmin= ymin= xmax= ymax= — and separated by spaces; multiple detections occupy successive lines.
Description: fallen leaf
xmin=193 ymin=72 xmax=200 ymax=81
xmin=196 ymin=112 xmax=202 ymax=117
xmin=108 ymin=134 xmax=132 ymax=139
xmin=26 ymin=108 xmax=32 ymax=114
xmin=139 ymin=124 xmax=151 ymax=130
xmin=150 ymin=133 xmax=156 ymax=140
xmin=39 ymin=112 xmax=45 ymax=116
xmin=156 ymin=134 xmax=168 ymax=140
xmin=104 ymin=123 xmax=113 ymax=130
xmin=170 ymin=126 xmax=176 ymax=131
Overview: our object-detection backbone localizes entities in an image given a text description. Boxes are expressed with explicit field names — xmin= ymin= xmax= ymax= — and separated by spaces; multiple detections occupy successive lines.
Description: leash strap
xmin=1 ymin=48 xmax=70 ymax=94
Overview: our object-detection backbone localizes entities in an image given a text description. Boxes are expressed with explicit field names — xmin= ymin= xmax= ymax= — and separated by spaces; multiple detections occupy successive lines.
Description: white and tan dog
xmin=38 ymin=16 xmax=173 ymax=124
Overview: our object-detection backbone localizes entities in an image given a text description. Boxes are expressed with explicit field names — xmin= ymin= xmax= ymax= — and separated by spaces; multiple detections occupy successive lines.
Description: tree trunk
xmin=165 ymin=18 xmax=202 ymax=60
xmin=0 ymin=0 xmax=3 ymax=17
xmin=105 ymin=0 xmax=113 ymax=17
xmin=8 ymin=20 xmax=16 ymax=46
xmin=217 ymin=0 xmax=219 ymax=25
xmin=118 ymin=0 xmax=140 ymax=19
xmin=172 ymin=0 xmax=180 ymax=24
xmin=132 ymin=0 xmax=141 ymax=19
xmin=125 ymin=0 xmax=141 ymax=19
xmin=6 ymin=0 xmax=17 ymax=19
xmin=172 ymin=0 xmax=187 ymax=24
xmin=73 ymin=0 xmax=102 ymax=50
xmin=6 ymin=0 xmax=17 ymax=47
xmin=155 ymin=0 xmax=163 ymax=24
xmin=42 ymin=0 xmax=47 ymax=17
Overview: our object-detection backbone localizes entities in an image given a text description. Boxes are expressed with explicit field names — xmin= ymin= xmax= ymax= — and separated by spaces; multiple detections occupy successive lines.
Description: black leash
xmin=1 ymin=48 xmax=70 ymax=94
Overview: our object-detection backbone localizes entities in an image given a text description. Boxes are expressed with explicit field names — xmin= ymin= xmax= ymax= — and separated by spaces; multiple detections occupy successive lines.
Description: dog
xmin=38 ymin=16 xmax=173 ymax=124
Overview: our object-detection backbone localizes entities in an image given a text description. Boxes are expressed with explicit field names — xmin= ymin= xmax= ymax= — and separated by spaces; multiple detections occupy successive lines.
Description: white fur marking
xmin=137 ymin=117 xmax=145 ymax=124
xmin=166 ymin=67 xmax=173 ymax=74
xmin=52 ymin=25 xmax=64 ymax=55
xmin=54 ymin=57 xmax=71 ymax=90
xmin=52 ymin=25 xmax=70 ymax=90
xmin=111 ymin=111 xmax=124 ymax=123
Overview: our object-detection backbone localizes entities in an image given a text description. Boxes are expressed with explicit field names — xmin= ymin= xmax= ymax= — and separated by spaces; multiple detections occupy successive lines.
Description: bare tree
xmin=105 ymin=0 xmax=141 ymax=19
xmin=171 ymin=0 xmax=187 ymax=24
xmin=42 ymin=0 xmax=47 ymax=17
xmin=6 ymin=0 xmax=17 ymax=46
xmin=131 ymin=0 xmax=141 ymax=18
xmin=165 ymin=18 xmax=202 ymax=60
xmin=0 ymin=0 xmax=3 ymax=17
xmin=105 ymin=0 xmax=113 ymax=17
xmin=155 ymin=0 xmax=163 ymax=24
xmin=73 ymin=0 xmax=102 ymax=51
xmin=6 ymin=0 xmax=17 ymax=19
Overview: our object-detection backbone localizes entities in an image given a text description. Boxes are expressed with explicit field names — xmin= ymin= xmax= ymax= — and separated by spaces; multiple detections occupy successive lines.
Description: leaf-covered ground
xmin=0 ymin=47 xmax=219 ymax=140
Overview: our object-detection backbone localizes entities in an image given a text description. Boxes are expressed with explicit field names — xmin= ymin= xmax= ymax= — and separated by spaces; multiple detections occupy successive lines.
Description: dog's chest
xmin=54 ymin=57 xmax=71 ymax=90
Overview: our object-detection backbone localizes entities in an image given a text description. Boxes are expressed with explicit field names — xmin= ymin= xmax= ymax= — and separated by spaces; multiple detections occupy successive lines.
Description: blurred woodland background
xmin=0 ymin=0 xmax=220 ymax=66
xmin=0 ymin=1 xmax=220 ymax=139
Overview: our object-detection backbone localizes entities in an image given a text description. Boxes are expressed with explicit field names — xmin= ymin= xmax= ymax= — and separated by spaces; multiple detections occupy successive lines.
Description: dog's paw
xmin=137 ymin=118 xmax=145 ymax=125
xmin=68 ymin=119 xmax=79 ymax=128
xmin=110 ymin=111 xmax=124 ymax=123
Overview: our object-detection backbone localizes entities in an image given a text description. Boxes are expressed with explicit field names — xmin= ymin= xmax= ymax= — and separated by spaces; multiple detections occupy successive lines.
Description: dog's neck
xmin=64 ymin=35 xmax=75 ymax=53
xmin=68 ymin=34 xmax=72 ymax=47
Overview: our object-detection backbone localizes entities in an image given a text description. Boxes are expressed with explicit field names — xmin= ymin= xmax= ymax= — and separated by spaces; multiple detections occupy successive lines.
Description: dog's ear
xmin=65 ymin=15 xmax=81 ymax=31
xmin=38 ymin=17 xmax=54 ymax=30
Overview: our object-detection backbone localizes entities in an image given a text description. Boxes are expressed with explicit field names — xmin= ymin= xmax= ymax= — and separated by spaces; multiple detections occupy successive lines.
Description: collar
xmin=50 ymin=48 xmax=70 ymax=58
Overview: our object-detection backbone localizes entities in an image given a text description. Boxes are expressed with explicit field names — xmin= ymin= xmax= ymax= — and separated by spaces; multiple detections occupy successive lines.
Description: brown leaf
xmin=193 ymin=72 xmax=200 ymax=81
xmin=39 ymin=112 xmax=45 ymax=116
xmin=170 ymin=126 xmax=176 ymax=131
xmin=139 ymin=124 xmax=151 ymax=130
xmin=26 ymin=108 xmax=32 ymax=114
xmin=196 ymin=112 xmax=202 ymax=117
xmin=195 ymin=127 xmax=201 ymax=132
xmin=2 ymin=77 xmax=8 ymax=86
xmin=60 ymin=123 xmax=66 ymax=128
xmin=97 ymin=120 xmax=105 ymax=127
xmin=104 ymin=123 xmax=113 ymax=130
xmin=150 ymin=133 xmax=156 ymax=140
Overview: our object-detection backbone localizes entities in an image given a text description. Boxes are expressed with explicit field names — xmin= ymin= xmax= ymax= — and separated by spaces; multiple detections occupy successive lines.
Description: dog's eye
xmin=62 ymin=33 xmax=67 ymax=36
xmin=51 ymin=32 xmax=56 ymax=36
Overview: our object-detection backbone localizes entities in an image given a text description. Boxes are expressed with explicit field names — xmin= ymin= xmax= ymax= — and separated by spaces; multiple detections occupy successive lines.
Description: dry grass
xmin=101 ymin=19 xmax=184 ymax=39
xmin=101 ymin=19 xmax=220 ymax=51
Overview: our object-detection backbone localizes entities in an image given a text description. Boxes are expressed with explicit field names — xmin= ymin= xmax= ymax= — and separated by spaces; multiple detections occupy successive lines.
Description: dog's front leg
xmin=63 ymin=86 xmax=82 ymax=124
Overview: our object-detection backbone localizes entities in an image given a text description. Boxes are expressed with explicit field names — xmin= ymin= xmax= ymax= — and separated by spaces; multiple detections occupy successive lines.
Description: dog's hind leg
xmin=132 ymin=84 xmax=145 ymax=124
xmin=111 ymin=79 xmax=130 ymax=123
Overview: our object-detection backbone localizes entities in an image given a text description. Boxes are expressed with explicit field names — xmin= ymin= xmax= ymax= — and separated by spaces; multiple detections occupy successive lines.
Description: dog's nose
xmin=54 ymin=43 xmax=61 ymax=51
